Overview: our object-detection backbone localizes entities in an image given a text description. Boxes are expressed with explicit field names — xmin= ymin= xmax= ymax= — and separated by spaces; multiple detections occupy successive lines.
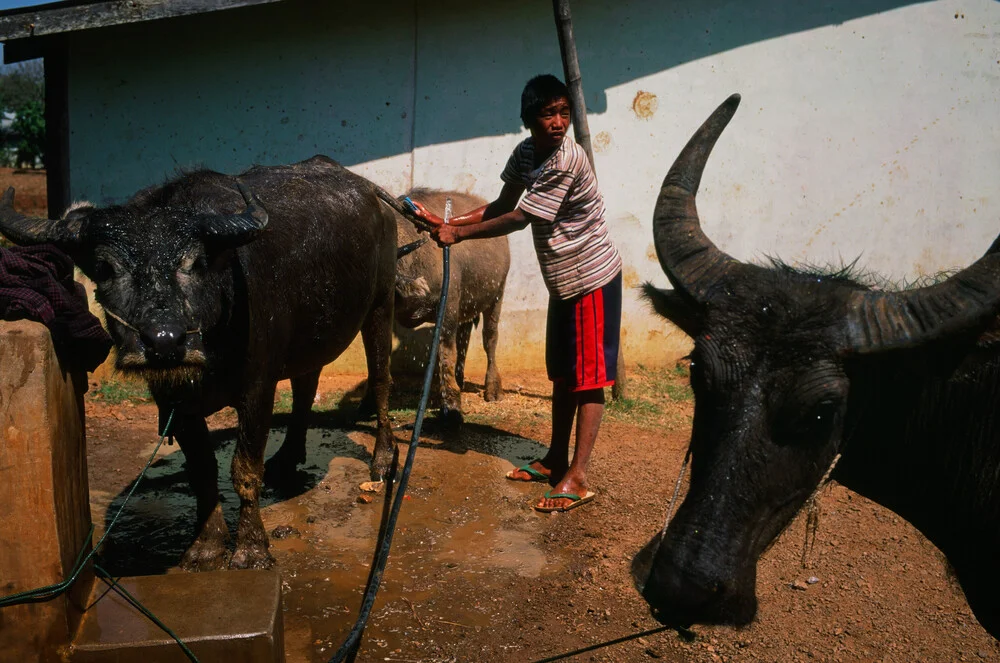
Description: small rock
xmin=791 ymin=580 xmax=809 ymax=591
xmin=270 ymin=525 xmax=300 ymax=539
xmin=645 ymin=647 xmax=662 ymax=658
xmin=357 ymin=493 xmax=374 ymax=504
xmin=807 ymin=576 xmax=820 ymax=584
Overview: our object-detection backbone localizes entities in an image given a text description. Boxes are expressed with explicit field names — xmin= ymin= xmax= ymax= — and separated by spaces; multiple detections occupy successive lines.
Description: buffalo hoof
xmin=438 ymin=407 xmax=464 ymax=429
xmin=484 ymin=377 xmax=503 ymax=402
xmin=229 ymin=543 xmax=276 ymax=570
xmin=180 ymin=538 xmax=230 ymax=572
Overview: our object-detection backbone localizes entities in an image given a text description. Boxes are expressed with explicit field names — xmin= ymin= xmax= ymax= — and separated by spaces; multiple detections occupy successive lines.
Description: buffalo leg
xmin=455 ymin=319 xmax=473 ymax=390
xmin=482 ymin=291 xmax=504 ymax=402
xmin=173 ymin=413 xmax=230 ymax=571
xmin=361 ymin=294 xmax=396 ymax=482
xmin=437 ymin=324 xmax=465 ymax=427
xmin=264 ymin=369 xmax=320 ymax=486
xmin=229 ymin=383 xmax=277 ymax=570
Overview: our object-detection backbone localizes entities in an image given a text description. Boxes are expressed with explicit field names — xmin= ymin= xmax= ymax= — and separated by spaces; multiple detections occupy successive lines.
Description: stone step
xmin=70 ymin=569 xmax=284 ymax=663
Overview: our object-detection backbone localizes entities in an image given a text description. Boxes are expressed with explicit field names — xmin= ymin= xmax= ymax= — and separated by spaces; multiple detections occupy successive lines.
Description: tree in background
xmin=12 ymin=100 xmax=44 ymax=167
xmin=0 ymin=60 xmax=44 ymax=168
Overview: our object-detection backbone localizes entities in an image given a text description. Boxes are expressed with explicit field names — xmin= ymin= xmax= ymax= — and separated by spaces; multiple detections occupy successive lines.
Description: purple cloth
xmin=0 ymin=244 xmax=112 ymax=372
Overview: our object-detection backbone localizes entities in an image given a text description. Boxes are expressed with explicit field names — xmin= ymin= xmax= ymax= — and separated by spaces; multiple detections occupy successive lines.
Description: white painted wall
xmin=65 ymin=0 xmax=1000 ymax=371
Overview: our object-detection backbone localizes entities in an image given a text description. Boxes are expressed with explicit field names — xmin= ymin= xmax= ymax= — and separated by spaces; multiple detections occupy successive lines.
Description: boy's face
xmin=530 ymin=96 xmax=571 ymax=150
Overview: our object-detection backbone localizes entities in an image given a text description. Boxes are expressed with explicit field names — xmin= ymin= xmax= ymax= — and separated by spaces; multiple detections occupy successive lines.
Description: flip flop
xmin=505 ymin=463 xmax=549 ymax=483
xmin=533 ymin=490 xmax=596 ymax=513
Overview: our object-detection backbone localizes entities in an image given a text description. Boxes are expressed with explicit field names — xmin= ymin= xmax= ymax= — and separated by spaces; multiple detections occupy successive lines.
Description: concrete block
xmin=71 ymin=570 xmax=285 ymax=663
xmin=0 ymin=320 xmax=92 ymax=662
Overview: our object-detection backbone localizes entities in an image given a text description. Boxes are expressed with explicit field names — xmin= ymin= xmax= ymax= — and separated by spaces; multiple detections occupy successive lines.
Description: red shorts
xmin=545 ymin=272 xmax=622 ymax=391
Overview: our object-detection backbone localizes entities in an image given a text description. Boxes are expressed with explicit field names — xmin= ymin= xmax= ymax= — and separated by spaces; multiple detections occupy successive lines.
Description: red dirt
xmin=0 ymin=168 xmax=47 ymax=218
xmin=82 ymin=369 xmax=999 ymax=663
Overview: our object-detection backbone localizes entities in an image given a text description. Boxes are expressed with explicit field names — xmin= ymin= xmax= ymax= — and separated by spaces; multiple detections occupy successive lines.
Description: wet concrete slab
xmin=72 ymin=570 xmax=283 ymax=662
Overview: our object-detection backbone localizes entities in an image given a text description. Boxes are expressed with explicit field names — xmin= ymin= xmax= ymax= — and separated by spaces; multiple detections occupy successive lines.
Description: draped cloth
xmin=0 ymin=244 xmax=112 ymax=373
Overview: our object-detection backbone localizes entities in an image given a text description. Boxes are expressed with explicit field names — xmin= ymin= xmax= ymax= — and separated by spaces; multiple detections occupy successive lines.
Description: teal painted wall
xmin=68 ymin=1 xmax=417 ymax=203
xmin=65 ymin=0 xmax=1000 ymax=369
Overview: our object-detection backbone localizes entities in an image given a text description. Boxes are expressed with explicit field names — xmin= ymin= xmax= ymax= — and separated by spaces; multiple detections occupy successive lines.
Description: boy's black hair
xmin=520 ymin=74 xmax=570 ymax=128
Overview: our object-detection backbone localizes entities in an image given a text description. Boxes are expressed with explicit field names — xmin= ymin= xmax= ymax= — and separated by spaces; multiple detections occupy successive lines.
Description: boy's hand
xmin=408 ymin=200 xmax=444 ymax=227
xmin=432 ymin=224 xmax=462 ymax=247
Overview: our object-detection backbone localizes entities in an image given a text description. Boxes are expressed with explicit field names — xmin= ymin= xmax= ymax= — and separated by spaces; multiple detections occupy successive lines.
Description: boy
xmin=412 ymin=74 xmax=622 ymax=513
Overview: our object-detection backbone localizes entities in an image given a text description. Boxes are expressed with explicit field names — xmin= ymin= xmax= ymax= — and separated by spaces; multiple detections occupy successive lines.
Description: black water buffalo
xmin=0 ymin=155 xmax=397 ymax=571
xmin=394 ymin=189 xmax=508 ymax=424
xmin=633 ymin=95 xmax=1000 ymax=638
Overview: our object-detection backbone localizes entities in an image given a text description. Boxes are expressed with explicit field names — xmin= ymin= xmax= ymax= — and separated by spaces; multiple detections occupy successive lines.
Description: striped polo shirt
xmin=501 ymin=135 xmax=622 ymax=300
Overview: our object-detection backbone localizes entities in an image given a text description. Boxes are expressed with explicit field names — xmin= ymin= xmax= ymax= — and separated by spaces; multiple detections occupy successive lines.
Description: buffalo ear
xmin=642 ymin=282 xmax=702 ymax=338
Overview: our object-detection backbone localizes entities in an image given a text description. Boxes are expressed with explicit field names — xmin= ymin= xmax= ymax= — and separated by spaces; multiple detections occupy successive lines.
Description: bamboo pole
xmin=552 ymin=0 xmax=627 ymax=399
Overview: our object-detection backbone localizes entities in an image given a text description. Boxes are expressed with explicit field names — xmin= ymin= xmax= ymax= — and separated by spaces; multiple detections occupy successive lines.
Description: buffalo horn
xmin=0 ymin=187 xmax=84 ymax=247
xmin=200 ymin=179 xmax=269 ymax=244
xmin=846 ymin=249 xmax=1000 ymax=353
xmin=653 ymin=94 xmax=743 ymax=303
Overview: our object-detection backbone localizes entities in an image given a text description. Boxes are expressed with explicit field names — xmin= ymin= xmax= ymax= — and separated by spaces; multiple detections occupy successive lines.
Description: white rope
xmin=102 ymin=307 xmax=200 ymax=335
xmin=661 ymin=447 xmax=692 ymax=537
xmin=800 ymin=452 xmax=841 ymax=569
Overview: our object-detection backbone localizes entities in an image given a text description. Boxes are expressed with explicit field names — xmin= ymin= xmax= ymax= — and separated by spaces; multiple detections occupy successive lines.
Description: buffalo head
xmin=634 ymin=94 xmax=1000 ymax=628
xmin=0 ymin=181 xmax=267 ymax=388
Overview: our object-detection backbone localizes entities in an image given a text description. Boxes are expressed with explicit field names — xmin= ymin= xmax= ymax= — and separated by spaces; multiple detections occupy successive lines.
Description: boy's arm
xmin=410 ymin=182 xmax=525 ymax=227
xmin=433 ymin=204 xmax=536 ymax=246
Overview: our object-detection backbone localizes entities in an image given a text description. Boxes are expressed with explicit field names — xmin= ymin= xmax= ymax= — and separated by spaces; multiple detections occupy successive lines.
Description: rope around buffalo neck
xmin=661 ymin=447 xmax=692 ymax=537
xmin=801 ymin=452 xmax=841 ymax=569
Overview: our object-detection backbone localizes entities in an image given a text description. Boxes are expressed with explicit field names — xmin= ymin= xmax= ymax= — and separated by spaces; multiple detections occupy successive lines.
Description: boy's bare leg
xmin=506 ymin=381 xmax=574 ymax=482
xmin=536 ymin=387 xmax=604 ymax=510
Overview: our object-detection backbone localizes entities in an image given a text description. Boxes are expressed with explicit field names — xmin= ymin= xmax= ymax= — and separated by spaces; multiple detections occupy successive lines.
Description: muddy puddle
xmin=90 ymin=415 xmax=568 ymax=661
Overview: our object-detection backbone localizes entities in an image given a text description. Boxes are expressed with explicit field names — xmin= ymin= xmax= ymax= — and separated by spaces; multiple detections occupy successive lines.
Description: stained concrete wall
xmin=65 ymin=0 xmax=1000 ymax=374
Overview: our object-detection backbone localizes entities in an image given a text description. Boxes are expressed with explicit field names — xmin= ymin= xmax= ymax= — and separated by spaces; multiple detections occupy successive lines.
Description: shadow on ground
xmin=96 ymin=383 xmax=547 ymax=576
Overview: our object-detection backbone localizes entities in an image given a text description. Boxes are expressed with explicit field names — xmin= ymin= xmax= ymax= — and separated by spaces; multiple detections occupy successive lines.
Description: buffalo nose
xmin=641 ymin=561 xmax=755 ymax=627
xmin=141 ymin=323 xmax=187 ymax=362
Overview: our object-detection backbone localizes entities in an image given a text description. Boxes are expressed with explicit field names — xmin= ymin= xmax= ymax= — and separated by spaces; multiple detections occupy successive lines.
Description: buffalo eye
xmin=773 ymin=396 xmax=843 ymax=447
xmin=178 ymin=253 xmax=208 ymax=276
xmin=92 ymin=259 xmax=116 ymax=283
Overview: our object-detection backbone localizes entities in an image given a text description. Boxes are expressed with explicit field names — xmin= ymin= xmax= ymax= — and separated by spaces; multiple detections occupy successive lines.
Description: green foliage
xmin=12 ymin=99 xmax=44 ymax=167
xmin=91 ymin=379 xmax=151 ymax=404
xmin=0 ymin=61 xmax=45 ymax=168
xmin=0 ymin=61 xmax=43 ymax=115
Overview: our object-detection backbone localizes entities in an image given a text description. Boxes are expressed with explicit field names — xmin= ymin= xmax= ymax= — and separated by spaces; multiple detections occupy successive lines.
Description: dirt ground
xmin=0 ymin=167 xmax=48 ymax=218
xmin=82 ymin=366 xmax=1000 ymax=663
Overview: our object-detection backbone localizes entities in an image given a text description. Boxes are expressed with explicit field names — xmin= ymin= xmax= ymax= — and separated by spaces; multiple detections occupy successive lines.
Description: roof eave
xmin=0 ymin=0 xmax=287 ymax=61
